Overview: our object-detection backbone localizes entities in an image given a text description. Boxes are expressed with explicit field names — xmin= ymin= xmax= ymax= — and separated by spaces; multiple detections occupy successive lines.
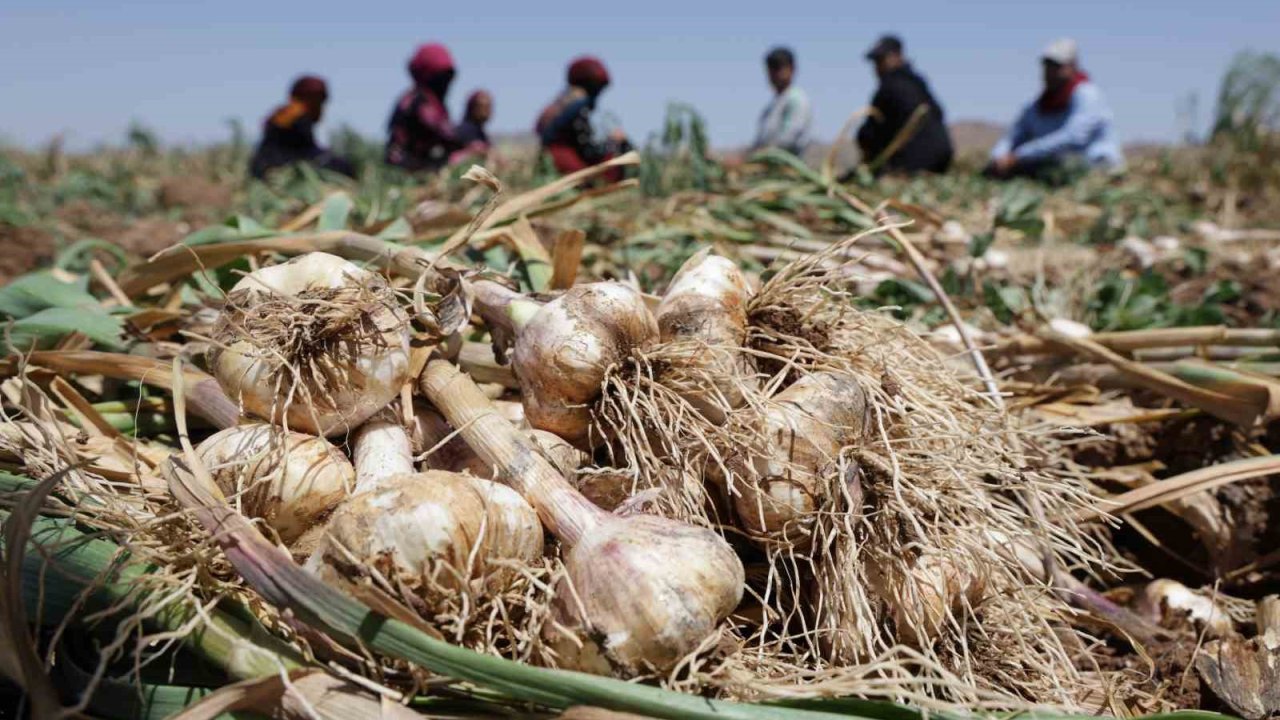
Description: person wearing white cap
xmin=988 ymin=38 xmax=1123 ymax=179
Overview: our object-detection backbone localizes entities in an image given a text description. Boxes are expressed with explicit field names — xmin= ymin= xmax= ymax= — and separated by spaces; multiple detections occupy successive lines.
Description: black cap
xmin=866 ymin=34 xmax=903 ymax=60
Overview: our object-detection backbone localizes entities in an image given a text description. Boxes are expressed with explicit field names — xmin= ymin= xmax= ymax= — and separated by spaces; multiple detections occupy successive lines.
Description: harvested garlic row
xmin=420 ymin=358 xmax=744 ymax=676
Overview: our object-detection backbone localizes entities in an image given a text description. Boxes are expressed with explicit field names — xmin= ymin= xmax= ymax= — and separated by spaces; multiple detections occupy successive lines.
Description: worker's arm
xmin=1010 ymin=86 xmax=1112 ymax=163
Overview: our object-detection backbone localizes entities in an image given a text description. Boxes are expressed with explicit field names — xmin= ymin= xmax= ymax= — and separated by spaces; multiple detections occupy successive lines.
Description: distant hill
xmin=948 ymin=120 xmax=1005 ymax=156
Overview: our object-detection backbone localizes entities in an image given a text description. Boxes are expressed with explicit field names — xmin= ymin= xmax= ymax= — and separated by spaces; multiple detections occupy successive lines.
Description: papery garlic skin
xmin=656 ymin=251 xmax=756 ymax=422
xmin=411 ymin=406 xmax=584 ymax=479
xmin=312 ymin=470 xmax=544 ymax=592
xmin=734 ymin=372 xmax=866 ymax=546
xmin=197 ymin=422 xmax=352 ymax=543
xmin=512 ymin=283 xmax=658 ymax=444
xmin=419 ymin=358 xmax=746 ymax=677
xmin=307 ymin=418 xmax=544 ymax=594
xmin=211 ymin=252 xmax=410 ymax=437
xmin=547 ymin=514 xmax=745 ymax=675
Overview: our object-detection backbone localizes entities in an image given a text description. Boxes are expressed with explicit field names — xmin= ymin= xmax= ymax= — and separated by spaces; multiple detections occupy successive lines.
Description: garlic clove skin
xmin=309 ymin=470 xmax=544 ymax=593
xmin=513 ymin=283 xmax=658 ymax=445
xmin=197 ymin=422 xmax=352 ymax=544
xmin=211 ymin=252 xmax=411 ymax=437
xmin=546 ymin=513 xmax=744 ymax=675
xmin=734 ymin=372 xmax=866 ymax=547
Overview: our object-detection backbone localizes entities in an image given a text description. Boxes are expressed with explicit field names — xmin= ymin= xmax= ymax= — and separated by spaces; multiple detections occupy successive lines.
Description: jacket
xmin=990 ymin=81 xmax=1124 ymax=168
xmin=856 ymin=64 xmax=953 ymax=174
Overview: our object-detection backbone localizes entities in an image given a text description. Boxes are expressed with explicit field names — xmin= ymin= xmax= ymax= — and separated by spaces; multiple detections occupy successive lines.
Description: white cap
xmin=1041 ymin=38 xmax=1078 ymax=65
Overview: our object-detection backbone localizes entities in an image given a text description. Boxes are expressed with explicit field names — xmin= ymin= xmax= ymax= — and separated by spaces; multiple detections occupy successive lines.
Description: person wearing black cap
xmin=855 ymin=35 xmax=953 ymax=175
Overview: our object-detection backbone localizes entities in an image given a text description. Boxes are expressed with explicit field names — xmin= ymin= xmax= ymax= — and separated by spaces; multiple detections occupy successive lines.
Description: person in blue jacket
xmin=988 ymin=39 xmax=1123 ymax=180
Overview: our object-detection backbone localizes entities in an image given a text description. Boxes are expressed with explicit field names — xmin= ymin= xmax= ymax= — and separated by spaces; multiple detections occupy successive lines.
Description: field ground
xmin=1 ymin=124 xmax=1279 ymax=719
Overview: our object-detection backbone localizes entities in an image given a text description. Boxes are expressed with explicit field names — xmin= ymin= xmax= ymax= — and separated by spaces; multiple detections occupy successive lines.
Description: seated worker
xmin=249 ymin=75 xmax=354 ymax=179
xmin=536 ymin=56 xmax=632 ymax=181
xmin=386 ymin=43 xmax=462 ymax=172
xmin=856 ymin=35 xmax=953 ymax=174
xmin=988 ymin=39 xmax=1123 ymax=180
xmin=451 ymin=90 xmax=493 ymax=164
xmin=750 ymin=47 xmax=813 ymax=157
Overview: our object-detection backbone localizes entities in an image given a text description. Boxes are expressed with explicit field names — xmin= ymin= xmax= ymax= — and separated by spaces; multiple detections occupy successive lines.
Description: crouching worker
xmin=386 ymin=43 xmax=463 ymax=172
xmin=249 ymin=75 xmax=354 ymax=179
xmin=451 ymin=90 xmax=493 ymax=164
xmin=536 ymin=56 xmax=632 ymax=182
xmin=856 ymin=35 xmax=953 ymax=175
xmin=987 ymin=39 xmax=1123 ymax=181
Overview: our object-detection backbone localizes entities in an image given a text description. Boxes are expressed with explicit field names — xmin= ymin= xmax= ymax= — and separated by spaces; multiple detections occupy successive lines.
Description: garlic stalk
xmin=196 ymin=422 xmax=353 ymax=544
xmin=420 ymin=358 xmax=744 ymax=676
xmin=211 ymin=252 xmax=411 ymax=437
xmin=306 ymin=417 xmax=544 ymax=592
xmin=411 ymin=406 xmax=584 ymax=479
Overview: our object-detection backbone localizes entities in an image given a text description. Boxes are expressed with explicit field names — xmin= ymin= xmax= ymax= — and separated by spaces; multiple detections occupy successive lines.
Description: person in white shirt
xmin=750 ymin=46 xmax=813 ymax=157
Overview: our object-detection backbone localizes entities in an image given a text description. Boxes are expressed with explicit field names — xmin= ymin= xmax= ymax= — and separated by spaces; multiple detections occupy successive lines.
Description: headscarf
xmin=289 ymin=75 xmax=329 ymax=109
xmin=1038 ymin=70 xmax=1089 ymax=113
xmin=408 ymin=43 xmax=456 ymax=98
xmin=567 ymin=56 xmax=610 ymax=96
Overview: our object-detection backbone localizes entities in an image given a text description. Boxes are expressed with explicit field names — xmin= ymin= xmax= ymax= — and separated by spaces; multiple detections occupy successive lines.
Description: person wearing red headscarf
xmin=535 ymin=56 xmax=631 ymax=181
xmin=249 ymin=75 xmax=354 ymax=179
xmin=386 ymin=43 xmax=465 ymax=171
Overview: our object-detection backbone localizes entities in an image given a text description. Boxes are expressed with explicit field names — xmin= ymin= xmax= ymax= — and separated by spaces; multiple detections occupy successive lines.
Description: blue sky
xmin=1 ymin=0 xmax=1276 ymax=151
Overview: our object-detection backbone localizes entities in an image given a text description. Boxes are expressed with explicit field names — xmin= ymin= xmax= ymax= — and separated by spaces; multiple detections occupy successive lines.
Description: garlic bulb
xmin=869 ymin=552 xmax=989 ymax=648
xmin=197 ymin=422 xmax=352 ymax=544
xmin=421 ymin=359 xmax=744 ymax=676
xmin=211 ymin=252 xmax=411 ymax=437
xmin=510 ymin=283 xmax=658 ymax=445
xmin=655 ymin=250 xmax=756 ymax=422
xmin=734 ymin=371 xmax=867 ymax=546
xmin=1135 ymin=579 xmax=1233 ymax=638
xmin=306 ymin=418 xmax=544 ymax=593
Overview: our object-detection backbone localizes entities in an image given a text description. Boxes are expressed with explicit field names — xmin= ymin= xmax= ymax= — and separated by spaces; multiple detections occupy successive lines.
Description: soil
xmin=0 ymin=222 xmax=57 ymax=284
xmin=157 ymin=176 xmax=234 ymax=222
xmin=54 ymin=200 xmax=188 ymax=259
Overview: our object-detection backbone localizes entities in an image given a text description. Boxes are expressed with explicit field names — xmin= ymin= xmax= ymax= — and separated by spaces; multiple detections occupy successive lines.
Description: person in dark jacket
xmin=249 ymin=75 xmax=354 ymax=179
xmin=385 ymin=43 xmax=463 ymax=172
xmin=536 ymin=56 xmax=632 ymax=182
xmin=855 ymin=35 xmax=953 ymax=175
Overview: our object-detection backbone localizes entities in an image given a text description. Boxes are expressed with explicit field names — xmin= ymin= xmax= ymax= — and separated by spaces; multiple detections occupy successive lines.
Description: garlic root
xmin=211 ymin=252 xmax=411 ymax=437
